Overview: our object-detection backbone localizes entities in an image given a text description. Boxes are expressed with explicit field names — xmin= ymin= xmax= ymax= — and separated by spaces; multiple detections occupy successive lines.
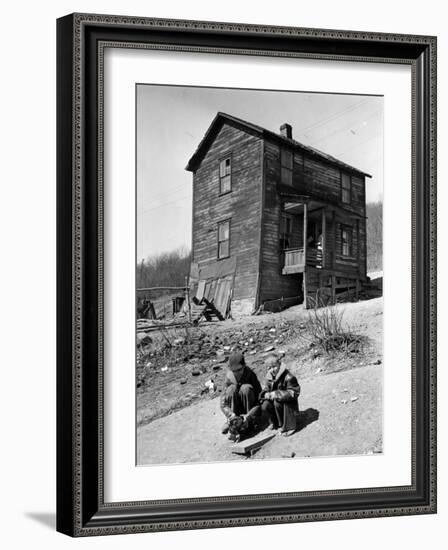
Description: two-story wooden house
xmin=186 ymin=112 xmax=371 ymax=318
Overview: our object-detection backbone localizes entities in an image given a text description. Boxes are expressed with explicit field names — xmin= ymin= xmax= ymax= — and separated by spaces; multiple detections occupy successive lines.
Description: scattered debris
xmin=351 ymin=396 xmax=359 ymax=402
xmin=161 ymin=366 xmax=168 ymax=372
xmin=204 ymin=379 xmax=217 ymax=393
xmin=173 ymin=337 xmax=185 ymax=346
xmin=341 ymin=399 xmax=348 ymax=404
xmin=281 ymin=451 xmax=296 ymax=459
xmin=137 ymin=332 xmax=152 ymax=346
xmin=264 ymin=345 xmax=275 ymax=352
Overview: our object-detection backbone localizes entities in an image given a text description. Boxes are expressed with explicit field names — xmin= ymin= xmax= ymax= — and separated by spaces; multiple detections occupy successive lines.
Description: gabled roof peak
xmin=186 ymin=112 xmax=371 ymax=178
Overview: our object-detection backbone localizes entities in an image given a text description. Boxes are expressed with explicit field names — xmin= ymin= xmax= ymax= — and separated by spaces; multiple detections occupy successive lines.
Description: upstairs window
xmin=341 ymin=173 xmax=352 ymax=204
xmin=280 ymin=149 xmax=293 ymax=186
xmin=218 ymin=219 xmax=230 ymax=259
xmin=341 ymin=225 xmax=353 ymax=256
xmin=219 ymin=157 xmax=232 ymax=194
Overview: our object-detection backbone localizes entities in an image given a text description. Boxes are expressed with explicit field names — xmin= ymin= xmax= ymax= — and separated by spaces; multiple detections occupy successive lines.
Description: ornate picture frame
xmin=56 ymin=13 xmax=437 ymax=536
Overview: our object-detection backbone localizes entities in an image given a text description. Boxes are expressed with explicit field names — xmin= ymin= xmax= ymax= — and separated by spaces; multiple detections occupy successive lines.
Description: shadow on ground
xmin=297 ymin=407 xmax=320 ymax=432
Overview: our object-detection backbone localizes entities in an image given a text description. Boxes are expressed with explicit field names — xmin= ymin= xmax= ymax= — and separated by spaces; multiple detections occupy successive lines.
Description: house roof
xmin=185 ymin=112 xmax=372 ymax=178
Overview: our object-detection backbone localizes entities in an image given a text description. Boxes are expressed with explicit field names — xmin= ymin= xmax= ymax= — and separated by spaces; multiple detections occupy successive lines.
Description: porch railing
xmin=307 ymin=247 xmax=323 ymax=267
xmin=283 ymin=246 xmax=323 ymax=272
xmin=284 ymin=247 xmax=305 ymax=268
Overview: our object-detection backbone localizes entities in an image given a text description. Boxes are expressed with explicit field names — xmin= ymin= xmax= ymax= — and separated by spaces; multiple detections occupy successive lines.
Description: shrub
xmin=305 ymin=303 xmax=364 ymax=354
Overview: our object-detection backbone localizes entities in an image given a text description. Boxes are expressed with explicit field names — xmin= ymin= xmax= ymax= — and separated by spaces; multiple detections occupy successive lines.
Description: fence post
xmin=185 ymin=275 xmax=192 ymax=323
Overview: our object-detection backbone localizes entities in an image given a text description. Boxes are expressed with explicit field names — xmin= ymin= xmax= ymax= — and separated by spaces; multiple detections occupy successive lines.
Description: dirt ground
xmin=137 ymin=363 xmax=382 ymax=464
xmin=137 ymin=297 xmax=383 ymax=465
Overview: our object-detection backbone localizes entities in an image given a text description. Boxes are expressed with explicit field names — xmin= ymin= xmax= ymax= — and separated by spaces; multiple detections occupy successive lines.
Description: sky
xmin=137 ymin=85 xmax=383 ymax=261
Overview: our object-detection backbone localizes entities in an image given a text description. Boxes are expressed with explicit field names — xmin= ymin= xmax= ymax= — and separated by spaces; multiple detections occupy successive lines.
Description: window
xmin=341 ymin=173 xmax=351 ymax=204
xmin=294 ymin=152 xmax=304 ymax=166
xmin=218 ymin=220 xmax=230 ymax=259
xmin=280 ymin=213 xmax=293 ymax=249
xmin=341 ymin=226 xmax=353 ymax=256
xmin=219 ymin=157 xmax=231 ymax=194
xmin=280 ymin=148 xmax=293 ymax=186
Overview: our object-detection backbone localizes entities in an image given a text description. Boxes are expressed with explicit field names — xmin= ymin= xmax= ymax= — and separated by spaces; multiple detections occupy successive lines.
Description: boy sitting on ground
xmin=260 ymin=354 xmax=300 ymax=437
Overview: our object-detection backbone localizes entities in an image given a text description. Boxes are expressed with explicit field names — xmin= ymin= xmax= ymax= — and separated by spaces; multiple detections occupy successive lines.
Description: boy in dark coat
xmin=220 ymin=351 xmax=262 ymax=437
xmin=260 ymin=354 xmax=300 ymax=437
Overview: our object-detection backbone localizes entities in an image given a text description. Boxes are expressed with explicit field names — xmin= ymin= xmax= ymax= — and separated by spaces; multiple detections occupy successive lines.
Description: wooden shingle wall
xmin=191 ymin=123 xmax=263 ymax=315
xmin=258 ymin=140 xmax=303 ymax=304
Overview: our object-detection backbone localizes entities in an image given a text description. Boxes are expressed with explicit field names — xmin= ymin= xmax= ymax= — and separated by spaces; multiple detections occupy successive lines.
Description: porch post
xmin=321 ymin=207 xmax=326 ymax=268
xmin=332 ymin=209 xmax=337 ymax=269
xmin=303 ymin=202 xmax=308 ymax=266
xmin=356 ymin=218 xmax=360 ymax=275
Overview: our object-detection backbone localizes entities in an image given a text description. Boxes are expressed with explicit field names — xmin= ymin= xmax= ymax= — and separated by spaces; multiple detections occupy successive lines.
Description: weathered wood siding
xmin=259 ymin=141 xmax=303 ymax=303
xmin=291 ymin=147 xmax=367 ymax=280
xmin=191 ymin=123 xmax=263 ymax=314
xmin=259 ymin=138 xmax=367 ymax=306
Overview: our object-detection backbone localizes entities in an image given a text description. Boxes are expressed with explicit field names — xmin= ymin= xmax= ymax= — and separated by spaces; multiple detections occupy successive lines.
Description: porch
xmin=279 ymin=196 xmax=362 ymax=276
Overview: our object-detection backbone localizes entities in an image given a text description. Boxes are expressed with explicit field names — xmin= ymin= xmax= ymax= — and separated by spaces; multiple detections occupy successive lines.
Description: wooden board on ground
xmin=231 ymin=432 xmax=276 ymax=455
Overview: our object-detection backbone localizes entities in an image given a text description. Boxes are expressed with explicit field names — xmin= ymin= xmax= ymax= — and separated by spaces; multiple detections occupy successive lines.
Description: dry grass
xmin=304 ymin=303 xmax=364 ymax=354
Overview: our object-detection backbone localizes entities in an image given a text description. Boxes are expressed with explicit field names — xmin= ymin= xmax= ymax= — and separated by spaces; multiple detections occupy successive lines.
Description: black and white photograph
xmin=136 ymin=85 xmax=384 ymax=465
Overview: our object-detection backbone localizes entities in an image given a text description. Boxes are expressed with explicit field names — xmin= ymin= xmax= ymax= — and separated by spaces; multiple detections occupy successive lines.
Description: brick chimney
xmin=280 ymin=123 xmax=292 ymax=139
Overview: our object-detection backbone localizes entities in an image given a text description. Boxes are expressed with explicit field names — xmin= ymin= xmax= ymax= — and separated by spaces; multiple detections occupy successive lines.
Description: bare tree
xmin=137 ymin=247 xmax=191 ymax=290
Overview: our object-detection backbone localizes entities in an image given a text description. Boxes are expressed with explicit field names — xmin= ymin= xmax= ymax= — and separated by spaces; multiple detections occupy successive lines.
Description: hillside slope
xmin=137 ymin=298 xmax=383 ymax=465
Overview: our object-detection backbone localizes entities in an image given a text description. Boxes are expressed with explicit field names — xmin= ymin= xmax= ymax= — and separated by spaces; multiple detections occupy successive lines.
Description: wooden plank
xmin=196 ymin=280 xmax=205 ymax=300
xmin=231 ymin=433 xmax=276 ymax=455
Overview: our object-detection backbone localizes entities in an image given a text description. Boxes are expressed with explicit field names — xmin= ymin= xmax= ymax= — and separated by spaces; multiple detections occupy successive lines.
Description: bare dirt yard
xmin=137 ymin=297 xmax=383 ymax=465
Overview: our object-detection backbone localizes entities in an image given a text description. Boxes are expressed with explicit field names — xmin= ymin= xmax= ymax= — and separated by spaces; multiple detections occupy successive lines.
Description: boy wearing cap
xmin=220 ymin=351 xmax=262 ymax=435
xmin=260 ymin=354 xmax=300 ymax=437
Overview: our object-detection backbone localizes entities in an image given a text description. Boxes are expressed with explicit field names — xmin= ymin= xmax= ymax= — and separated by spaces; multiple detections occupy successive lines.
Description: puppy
xmin=227 ymin=405 xmax=261 ymax=442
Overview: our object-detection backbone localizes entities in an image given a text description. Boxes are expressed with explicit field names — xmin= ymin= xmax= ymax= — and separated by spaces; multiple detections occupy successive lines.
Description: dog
xmin=227 ymin=405 xmax=261 ymax=442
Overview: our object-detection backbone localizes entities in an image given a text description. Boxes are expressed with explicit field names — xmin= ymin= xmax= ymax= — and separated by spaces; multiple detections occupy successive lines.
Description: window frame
xmin=280 ymin=147 xmax=293 ymax=186
xmin=219 ymin=155 xmax=232 ymax=195
xmin=341 ymin=172 xmax=352 ymax=204
xmin=340 ymin=224 xmax=354 ymax=257
xmin=217 ymin=218 xmax=231 ymax=260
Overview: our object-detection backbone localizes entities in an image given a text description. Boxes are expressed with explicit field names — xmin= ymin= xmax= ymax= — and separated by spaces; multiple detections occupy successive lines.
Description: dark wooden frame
xmin=218 ymin=153 xmax=233 ymax=196
xmin=57 ymin=13 xmax=437 ymax=537
xmin=340 ymin=171 xmax=352 ymax=205
xmin=217 ymin=218 xmax=232 ymax=260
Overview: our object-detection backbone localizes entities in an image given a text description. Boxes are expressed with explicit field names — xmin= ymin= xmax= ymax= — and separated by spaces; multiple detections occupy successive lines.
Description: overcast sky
xmin=137 ymin=84 xmax=383 ymax=261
